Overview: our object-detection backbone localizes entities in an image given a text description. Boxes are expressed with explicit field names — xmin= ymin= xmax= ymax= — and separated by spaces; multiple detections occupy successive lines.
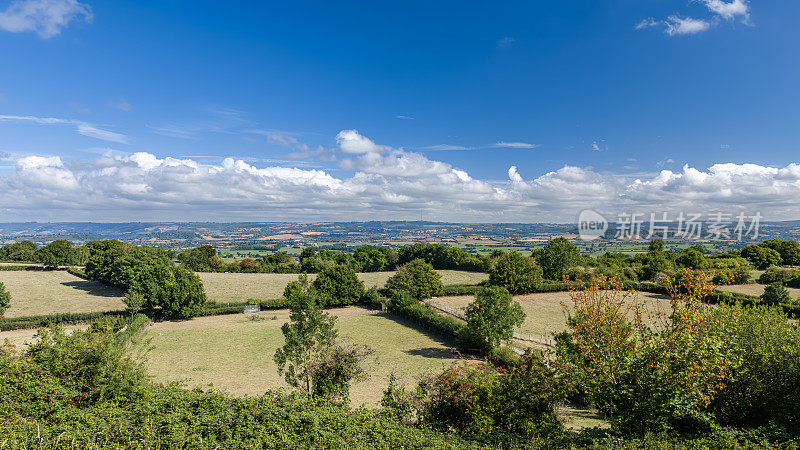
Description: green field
xmin=0 ymin=270 xmax=125 ymax=318
xmin=198 ymin=270 xmax=488 ymax=303
xmin=137 ymin=307 xmax=467 ymax=406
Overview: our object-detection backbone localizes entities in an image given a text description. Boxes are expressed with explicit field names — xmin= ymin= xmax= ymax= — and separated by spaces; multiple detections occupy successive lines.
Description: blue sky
xmin=1 ymin=0 xmax=799 ymax=222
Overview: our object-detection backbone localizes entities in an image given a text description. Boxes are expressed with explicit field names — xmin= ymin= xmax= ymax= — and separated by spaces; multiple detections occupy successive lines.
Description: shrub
xmin=709 ymin=304 xmax=800 ymax=428
xmin=557 ymin=271 xmax=737 ymax=435
xmin=418 ymin=354 xmax=563 ymax=438
xmin=762 ymin=282 xmax=792 ymax=305
xmin=488 ymin=252 xmax=543 ymax=294
xmin=25 ymin=322 xmax=148 ymax=404
xmin=675 ymin=247 xmax=706 ymax=269
xmin=758 ymin=266 xmax=798 ymax=284
xmin=385 ymin=259 xmax=444 ymax=300
xmin=0 ymin=281 xmax=10 ymax=316
xmin=387 ymin=290 xmax=465 ymax=339
xmin=457 ymin=286 xmax=525 ymax=354
xmin=312 ymin=264 xmax=366 ymax=307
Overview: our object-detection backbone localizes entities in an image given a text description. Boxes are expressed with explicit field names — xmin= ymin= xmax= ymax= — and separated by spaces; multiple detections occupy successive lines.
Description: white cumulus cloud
xmin=0 ymin=0 xmax=92 ymax=38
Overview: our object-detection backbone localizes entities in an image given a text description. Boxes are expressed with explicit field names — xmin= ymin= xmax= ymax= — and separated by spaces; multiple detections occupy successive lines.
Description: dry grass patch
xmin=434 ymin=290 xmax=673 ymax=343
xmin=137 ymin=307 xmax=467 ymax=406
xmin=198 ymin=270 xmax=488 ymax=303
xmin=717 ymin=283 xmax=800 ymax=299
xmin=0 ymin=270 xmax=125 ymax=318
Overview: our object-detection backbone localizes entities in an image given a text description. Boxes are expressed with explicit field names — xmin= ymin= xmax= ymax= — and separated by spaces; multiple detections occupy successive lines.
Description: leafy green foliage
xmin=387 ymin=290 xmax=465 ymax=339
xmin=385 ymin=259 xmax=444 ymax=299
xmin=84 ymin=240 xmax=205 ymax=319
xmin=675 ymin=247 xmax=706 ymax=269
xmin=276 ymin=276 xmax=369 ymax=402
xmin=0 ymin=240 xmax=37 ymax=262
xmin=741 ymin=245 xmax=783 ymax=270
xmin=418 ymin=354 xmax=563 ymax=438
xmin=488 ymin=252 xmax=543 ymax=293
xmin=760 ymin=239 xmax=800 ymax=266
xmin=34 ymin=240 xmax=84 ymax=268
xmin=0 ymin=281 xmax=9 ymax=316
xmin=397 ymin=243 xmax=490 ymax=272
xmin=458 ymin=286 xmax=525 ymax=354
xmin=708 ymin=305 xmax=800 ymax=428
xmin=537 ymin=237 xmax=579 ymax=280
xmin=762 ymin=282 xmax=793 ymax=305
xmin=312 ymin=264 xmax=366 ymax=307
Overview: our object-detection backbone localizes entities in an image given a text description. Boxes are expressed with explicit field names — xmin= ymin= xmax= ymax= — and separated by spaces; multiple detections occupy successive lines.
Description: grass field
xmin=717 ymin=283 xmax=800 ymax=299
xmin=432 ymin=290 xmax=673 ymax=344
xmin=198 ymin=270 xmax=488 ymax=303
xmin=137 ymin=306 xmax=468 ymax=406
xmin=0 ymin=270 xmax=125 ymax=318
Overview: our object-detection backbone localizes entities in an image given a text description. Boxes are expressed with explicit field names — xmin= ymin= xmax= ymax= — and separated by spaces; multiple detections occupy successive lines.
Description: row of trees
xmin=0 ymin=240 xmax=89 ymax=268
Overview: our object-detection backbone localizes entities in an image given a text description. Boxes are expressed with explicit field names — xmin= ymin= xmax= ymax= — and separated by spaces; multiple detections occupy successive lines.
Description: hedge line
xmin=708 ymin=290 xmax=800 ymax=318
xmin=388 ymin=295 xmax=465 ymax=341
xmin=0 ymin=265 xmax=45 ymax=272
xmin=199 ymin=298 xmax=286 ymax=317
xmin=113 ymin=313 xmax=151 ymax=346
xmin=0 ymin=310 xmax=126 ymax=332
xmin=66 ymin=267 xmax=90 ymax=280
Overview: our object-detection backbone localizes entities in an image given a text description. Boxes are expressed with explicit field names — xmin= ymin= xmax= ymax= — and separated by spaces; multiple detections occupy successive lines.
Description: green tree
xmin=538 ymin=237 xmax=579 ymax=280
xmin=648 ymin=239 xmax=665 ymax=253
xmin=0 ymin=281 xmax=10 ymax=316
xmin=385 ymin=259 xmax=444 ymax=299
xmin=761 ymin=239 xmax=800 ymax=266
xmin=762 ymin=282 xmax=792 ymax=305
xmin=128 ymin=264 xmax=207 ymax=319
xmin=458 ymin=286 xmax=525 ymax=353
xmin=178 ymin=245 xmax=218 ymax=271
xmin=488 ymin=252 xmax=543 ymax=294
xmin=312 ymin=264 xmax=365 ymax=307
xmin=741 ymin=245 xmax=783 ymax=270
xmin=35 ymin=239 xmax=76 ymax=269
xmin=0 ymin=240 xmax=37 ymax=262
xmin=675 ymin=247 xmax=706 ymax=269
xmin=275 ymin=277 xmax=370 ymax=402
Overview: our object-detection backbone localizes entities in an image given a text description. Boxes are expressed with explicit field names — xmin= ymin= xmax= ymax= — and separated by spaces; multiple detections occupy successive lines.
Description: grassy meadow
xmin=136 ymin=306 xmax=467 ymax=406
xmin=198 ymin=269 xmax=488 ymax=303
xmin=0 ymin=270 xmax=125 ymax=318
xmin=431 ymin=290 xmax=674 ymax=344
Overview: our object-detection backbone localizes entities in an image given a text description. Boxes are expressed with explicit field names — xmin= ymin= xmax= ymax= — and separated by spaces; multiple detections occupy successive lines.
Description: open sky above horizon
xmin=1 ymin=0 xmax=799 ymax=223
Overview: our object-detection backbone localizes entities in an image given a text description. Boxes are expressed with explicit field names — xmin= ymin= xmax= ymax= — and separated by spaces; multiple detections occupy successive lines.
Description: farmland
xmin=137 ymin=306 xmax=466 ymax=406
xmin=0 ymin=270 xmax=125 ymax=318
xmin=198 ymin=269 xmax=488 ymax=303
xmin=429 ymin=290 xmax=673 ymax=344
xmin=717 ymin=283 xmax=800 ymax=298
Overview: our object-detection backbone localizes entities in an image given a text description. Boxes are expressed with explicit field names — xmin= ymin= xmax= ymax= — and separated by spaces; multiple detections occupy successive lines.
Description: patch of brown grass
xmin=137 ymin=306 xmax=468 ymax=406
xmin=0 ymin=271 xmax=125 ymax=318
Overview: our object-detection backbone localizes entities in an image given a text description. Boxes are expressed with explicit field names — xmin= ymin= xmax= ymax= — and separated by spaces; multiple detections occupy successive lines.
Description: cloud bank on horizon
xmin=1 ymin=129 xmax=798 ymax=223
